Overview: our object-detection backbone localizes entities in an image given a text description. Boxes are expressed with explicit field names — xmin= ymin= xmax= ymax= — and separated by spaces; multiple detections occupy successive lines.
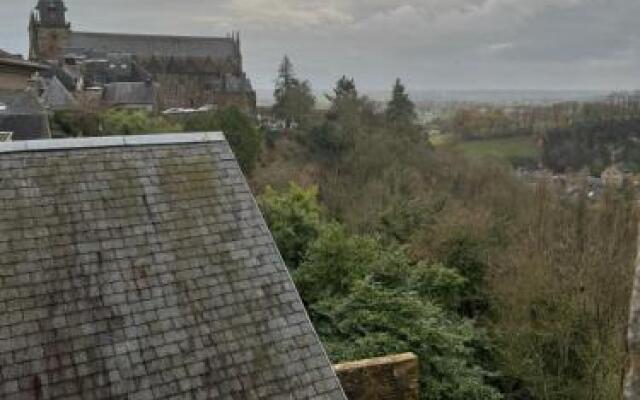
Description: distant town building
xmin=28 ymin=0 xmax=256 ymax=112
xmin=601 ymin=165 xmax=625 ymax=188
xmin=0 ymin=53 xmax=48 ymax=91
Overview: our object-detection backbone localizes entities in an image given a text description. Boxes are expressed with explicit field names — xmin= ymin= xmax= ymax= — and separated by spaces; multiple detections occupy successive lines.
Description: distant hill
xmin=256 ymin=88 xmax=610 ymax=108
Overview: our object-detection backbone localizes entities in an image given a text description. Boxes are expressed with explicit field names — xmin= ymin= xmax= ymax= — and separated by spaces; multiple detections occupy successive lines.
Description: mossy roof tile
xmin=0 ymin=134 xmax=345 ymax=400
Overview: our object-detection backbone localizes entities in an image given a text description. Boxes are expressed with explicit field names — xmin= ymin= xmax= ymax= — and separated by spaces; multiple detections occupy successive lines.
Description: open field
xmin=433 ymin=134 xmax=540 ymax=163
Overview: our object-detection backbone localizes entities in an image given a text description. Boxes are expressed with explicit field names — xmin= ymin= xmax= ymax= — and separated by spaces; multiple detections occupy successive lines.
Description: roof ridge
xmin=0 ymin=57 xmax=50 ymax=70
xmin=73 ymin=30 xmax=235 ymax=42
xmin=0 ymin=132 xmax=225 ymax=154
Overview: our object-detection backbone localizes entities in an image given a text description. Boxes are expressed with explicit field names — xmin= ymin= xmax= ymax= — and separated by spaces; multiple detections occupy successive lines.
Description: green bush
xmin=100 ymin=109 xmax=183 ymax=135
xmin=313 ymin=282 xmax=501 ymax=400
xmin=183 ymin=108 xmax=262 ymax=174
xmin=51 ymin=110 xmax=100 ymax=138
xmin=258 ymin=183 xmax=501 ymax=399
xmin=258 ymin=183 xmax=323 ymax=270
xmin=294 ymin=224 xmax=502 ymax=400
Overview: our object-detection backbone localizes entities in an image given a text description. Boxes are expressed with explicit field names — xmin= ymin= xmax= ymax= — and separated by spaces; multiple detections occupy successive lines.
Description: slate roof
xmin=0 ymin=57 xmax=49 ymax=71
xmin=0 ymin=90 xmax=46 ymax=115
xmin=103 ymin=82 xmax=156 ymax=108
xmin=40 ymin=76 xmax=78 ymax=111
xmin=0 ymin=89 xmax=51 ymax=140
xmin=0 ymin=133 xmax=346 ymax=400
xmin=67 ymin=32 xmax=238 ymax=60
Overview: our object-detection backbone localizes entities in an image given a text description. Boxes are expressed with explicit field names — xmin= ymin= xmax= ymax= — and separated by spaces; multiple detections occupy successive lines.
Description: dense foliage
xmin=260 ymin=186 xmax=502 ymax=400
xmin=258 ymin=183 xmax=322 ymax=269
xmin=51 ymin=107 xmax=262 ymax=175
xmin=255 ymin=73 xmax=639 ymax=400
xmin=182 ymin=108 xmax=262 ymax=174
xmin=543 ymin=118 xmax=640 ymax=174
xmin=100 ymin=109 xmax=183 ymax=135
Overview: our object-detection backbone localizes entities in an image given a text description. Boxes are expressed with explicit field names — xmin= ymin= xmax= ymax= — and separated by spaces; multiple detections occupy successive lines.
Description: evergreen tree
xmin=312 ymin=76 xmax=368 ymax=157
xmin=386 ymin=78 xmax=416 ymax=125
xmin=328 ymin=75 xmax=358 ymax=103
xmin=273 ymin=55 xmax=315 ymax=128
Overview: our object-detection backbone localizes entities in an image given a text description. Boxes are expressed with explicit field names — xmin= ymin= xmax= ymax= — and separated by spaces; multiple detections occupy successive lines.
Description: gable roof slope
xmin=39 ymin=75 xmax=78 ymax=111
xmin=0 ymin=133 xmax=346 ymax=399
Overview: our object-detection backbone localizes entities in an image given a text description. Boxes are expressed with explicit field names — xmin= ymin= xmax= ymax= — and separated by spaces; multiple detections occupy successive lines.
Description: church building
xmin=28 ymin=0 xmax=256 ymax=112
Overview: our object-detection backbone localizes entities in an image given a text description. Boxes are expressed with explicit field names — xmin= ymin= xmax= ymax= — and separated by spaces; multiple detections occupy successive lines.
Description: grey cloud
xmin=1 ymin=0 xmax=639 ymax=92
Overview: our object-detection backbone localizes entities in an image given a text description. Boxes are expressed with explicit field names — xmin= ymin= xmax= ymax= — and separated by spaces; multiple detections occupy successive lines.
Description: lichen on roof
xmin=0 ymin=134 xmax=346 ymax=399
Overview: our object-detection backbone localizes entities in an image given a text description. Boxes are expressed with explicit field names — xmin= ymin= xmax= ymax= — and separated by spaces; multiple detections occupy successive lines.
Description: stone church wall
xmin=152 ymin=72 xmax=255 ymax=112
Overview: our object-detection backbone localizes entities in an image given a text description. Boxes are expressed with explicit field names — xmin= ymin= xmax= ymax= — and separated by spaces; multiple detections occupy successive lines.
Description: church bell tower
xmin=29 ymin=0 xmax=71 ymax=61
xmin=36 ymin=0 xmax=68 ymax=28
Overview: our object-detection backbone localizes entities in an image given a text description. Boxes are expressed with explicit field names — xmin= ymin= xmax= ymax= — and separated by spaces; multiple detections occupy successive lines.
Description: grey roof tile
xmin=0 ymin=135 xmax=346 ymax=400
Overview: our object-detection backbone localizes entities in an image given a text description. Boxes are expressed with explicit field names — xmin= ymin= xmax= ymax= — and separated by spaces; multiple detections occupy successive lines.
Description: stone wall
xmin=33 ymin=27 xmax=70 ymax=61
xmin=0 ymin=69 xmax=33 ymax=90
xmin=334 ymin=353 xmax=420 ymax=400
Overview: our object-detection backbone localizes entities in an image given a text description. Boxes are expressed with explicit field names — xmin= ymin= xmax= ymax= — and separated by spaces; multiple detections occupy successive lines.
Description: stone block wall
xmin=334 ymin=353 xmax=420 ymax=400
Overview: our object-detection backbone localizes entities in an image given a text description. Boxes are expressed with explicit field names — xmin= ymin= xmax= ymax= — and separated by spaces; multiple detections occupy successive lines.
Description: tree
xmin=258 ymin=183 xmax=323 ymax=270
xmin=386 ymin=78 xmax=416 ymax=126
xmin=276 ymin=55 xmax=295 ymax=91
xmin=273 ymin=56 xmax=315 ymax=128
xmin=327 ymin=75 xmax=358 ymax=104
xmin=183 ymin=107 xmax=262 ymax=174
xmin=310 ymin=76 xmax=378 ymax=159
xmin=293 ymin=224 xmax=502 ymax=400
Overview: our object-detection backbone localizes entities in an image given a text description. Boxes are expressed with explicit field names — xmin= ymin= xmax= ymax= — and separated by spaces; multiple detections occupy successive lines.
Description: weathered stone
xmin=334 ymin=353 xmax=420 ymax=400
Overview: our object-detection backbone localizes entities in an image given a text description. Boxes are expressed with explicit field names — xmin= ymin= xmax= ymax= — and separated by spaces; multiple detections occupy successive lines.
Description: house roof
xmin=67 ymin=31 xmax=238 ymax=60
xmin=103 ymin=82 xmax=155 ymax=106
xmin=0 ymin=89 xmax=51 ymax=140
xmin=0 ymin=89 xmax=47 ymax=115
xmin=40 ymin=76 xmax=78 ymax=110
xmin=0 ymin=133 xmax=346 ymax=399
xmin=0 ymin=57 xmax=49 ymax=71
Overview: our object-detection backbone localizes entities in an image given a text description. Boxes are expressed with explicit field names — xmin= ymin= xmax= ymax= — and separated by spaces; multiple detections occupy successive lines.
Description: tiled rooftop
xmin=0 ymin=133 xmax=346 ymax=399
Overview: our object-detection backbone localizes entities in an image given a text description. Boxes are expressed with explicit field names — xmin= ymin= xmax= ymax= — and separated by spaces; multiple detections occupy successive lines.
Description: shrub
xmin=258 ymin=183 xmax=323 ymax=269
xmin=183 ymin=108 xmax=262 ymax=174
xmin=100 ymin=109 xmax=182 ymax=135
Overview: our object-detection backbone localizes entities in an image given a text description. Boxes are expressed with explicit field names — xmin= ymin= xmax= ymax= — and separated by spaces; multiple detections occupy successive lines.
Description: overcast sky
xmin=2 ymin=0 xmax=640 ymax=92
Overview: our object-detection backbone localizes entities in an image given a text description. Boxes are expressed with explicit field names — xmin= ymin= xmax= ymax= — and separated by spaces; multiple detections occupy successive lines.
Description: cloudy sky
xmin=2 ymin=0 xmax=640 ymax=92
